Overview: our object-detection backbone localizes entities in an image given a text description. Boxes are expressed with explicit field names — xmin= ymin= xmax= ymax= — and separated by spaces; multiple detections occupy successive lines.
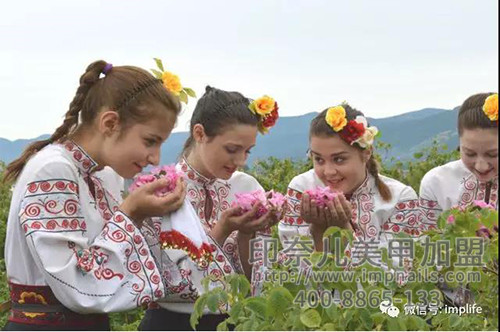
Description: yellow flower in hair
xmin=325 ymin=106 xmax=347 ymax=132
xmin=483 ymin=93 xmax=498 ymax=121
xmin=161 ymin=71 xmax=183 ymax=96
xmin=250 ymin=95 xmax=275 ymax=116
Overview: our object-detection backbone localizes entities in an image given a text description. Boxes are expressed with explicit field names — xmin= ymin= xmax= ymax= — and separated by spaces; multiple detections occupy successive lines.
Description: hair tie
xmin=102 ymin=63 xmax=113 ymax=75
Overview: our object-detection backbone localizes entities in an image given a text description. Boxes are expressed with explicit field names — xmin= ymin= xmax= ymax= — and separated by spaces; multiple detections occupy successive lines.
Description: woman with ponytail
xmin=139 ymin=86 xmax=281 ymax=331
xmin=3 ymin=60 xmax=186 ymax=330
xmin=279 ymin=103 xmax=420 ymax=256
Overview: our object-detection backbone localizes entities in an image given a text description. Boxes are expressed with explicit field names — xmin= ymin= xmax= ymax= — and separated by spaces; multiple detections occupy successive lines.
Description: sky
xmin=0 ymin=0 xmax=498 ymax=141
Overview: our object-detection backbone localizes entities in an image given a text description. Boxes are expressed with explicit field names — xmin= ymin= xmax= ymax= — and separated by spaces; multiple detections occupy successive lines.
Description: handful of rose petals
xmin=232 ymin=190 xmax=285 ymax=219
xmin=128 ymin=164 xmax=183 ymax=196
xmin=304 ymin=186 xmax=343 ymax=208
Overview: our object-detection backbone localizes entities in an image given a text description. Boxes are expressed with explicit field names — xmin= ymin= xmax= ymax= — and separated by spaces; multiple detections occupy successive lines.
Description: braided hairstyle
xmin=181 ymin=86 xmax=259 ymax=155
xmin=4 ymin=60 xmax=181 ymax=183
xmin=309 ymin=104 xmax=392 ymax=201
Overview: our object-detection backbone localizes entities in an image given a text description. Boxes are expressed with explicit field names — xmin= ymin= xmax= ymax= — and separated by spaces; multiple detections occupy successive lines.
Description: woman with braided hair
xmin=279 ymin=103 xmax=420 ymax=260
xmin=3 ymin=60 xmax=186 ymax=330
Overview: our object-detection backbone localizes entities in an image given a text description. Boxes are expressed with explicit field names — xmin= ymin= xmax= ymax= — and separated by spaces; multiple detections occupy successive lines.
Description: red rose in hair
xmin=339 ymin=120 xmax=365 ymax=144
xmin=262 ymin=102 xmax=279 ymax=128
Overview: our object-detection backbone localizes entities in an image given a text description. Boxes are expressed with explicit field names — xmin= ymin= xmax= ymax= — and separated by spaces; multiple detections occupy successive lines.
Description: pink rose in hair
xmin=128 ymin=164 xmax=183 ymax=196
xmin=304 ymin=186 xmax=342 ymax=208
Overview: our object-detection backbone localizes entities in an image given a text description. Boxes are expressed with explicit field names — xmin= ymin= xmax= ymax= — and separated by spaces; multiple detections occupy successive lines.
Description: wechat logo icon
xmin=379 ymin=300 xmax=400 ymax=318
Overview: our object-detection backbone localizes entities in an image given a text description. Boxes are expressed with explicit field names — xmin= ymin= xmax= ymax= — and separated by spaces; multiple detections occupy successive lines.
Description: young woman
xmin=139 ymin=87 xmax=281 ymax=331
xmin=3 ymin=60 xmax=186 ymax=330
xmin=279 ymin=104 xmax=421 ymax=259
xmin=419 ymin=92 xmax=497 ymax=306
xmin=419 ymin=92 xmax=498 ymax=226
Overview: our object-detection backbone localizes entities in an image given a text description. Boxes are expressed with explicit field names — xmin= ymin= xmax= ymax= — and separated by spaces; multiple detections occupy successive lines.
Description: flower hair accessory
xmin=150 ymin=58 xmax=196 ymax=104
xmin=483 ymin=93 xmax=498 ymax=122
xmin=249 ymin=95 xmax=279 ymax=134
xmin=325 ymin=105 xmax=379 ymax=149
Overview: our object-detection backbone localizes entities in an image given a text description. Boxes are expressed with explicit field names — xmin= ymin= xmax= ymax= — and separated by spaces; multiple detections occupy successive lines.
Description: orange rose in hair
xmin=325 ymin=106 xmax=347 ymax=132
xmin=483 ymin=93 xmax=498 ymax=121
xmin=251 ymin=95 xmax=275 ymax=116
xmin=161 ymin=71 xmax=182 ymax=96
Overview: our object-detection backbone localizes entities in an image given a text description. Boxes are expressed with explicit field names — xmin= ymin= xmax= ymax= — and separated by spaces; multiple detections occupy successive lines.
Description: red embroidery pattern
xmin=105 ymin=212 xmax=164 ymax=306
xmin=64 ymin=141 xmax=97 ymax=172
xmin=22 ymin=180 xmax=85 ymax=235
xmin=68 ymin=241 xmax=124 ymax=280
xmin=89 ymin=176 xmax=117 ymax=221
xmin=179 ymin=159 xmax=242 ymax=275
xmin=459 ymin=175 xmax=498 ymax=210
xmin=382 ymin=199 xmax=423 ymax=236
xmin=351 ymin=181 xmax=375 ymax=240
xmin=460 ymin=174 xmax=478 ymax=207
xmin=418 ymin=198 xmax=440 ymax=230
xmin=283 ymin=187 xmax=304 ymax=225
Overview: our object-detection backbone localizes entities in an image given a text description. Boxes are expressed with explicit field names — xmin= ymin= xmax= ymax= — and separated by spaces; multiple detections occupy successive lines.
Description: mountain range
xmin=0 ymin=107 xmax=459 ymax=167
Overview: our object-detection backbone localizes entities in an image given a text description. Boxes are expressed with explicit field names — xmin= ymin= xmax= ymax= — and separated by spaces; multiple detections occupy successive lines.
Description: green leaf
xmin=184 ymin=87 xmax=197 ymax=98
xmin=229 ymin=274 xmax=251 ymax=298
xmin=229 ymin=301 xmax=244 ymax=321
xmin=268 ymin=287 xmax=293 ymax=316
xmin=300 ymin=309 xmax=321 ymax=328
xmin=217 ymin=320 xmax=229 ymax=331
xmin=324 ymin=302 xmax=338 ymax=321
xmin=150 ymin=68 xmax=163 ymax=79
xmin=371 ymin=312 xmax=386 ymax=325
xmin=359 ymin=308 xmax=373 ymax=329
xmin=245 ymin=297 xmax=268 ymax=319
xmin=153 ymin=58 xmax=164 ymax=71
xmin=321 ymin=323 xmax=336 ymax=331
xmin=179 ymin=90 xmax=188 ymax=104
xmin=207 ymin=293 xmax=220 ymax=312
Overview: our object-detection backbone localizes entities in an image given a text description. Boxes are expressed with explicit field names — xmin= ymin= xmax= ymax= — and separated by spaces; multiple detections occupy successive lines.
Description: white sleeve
xmin=20 ymin=161 xmax=165 ymax=313
xmin=418 ymin=171 xmax=442 ymax=229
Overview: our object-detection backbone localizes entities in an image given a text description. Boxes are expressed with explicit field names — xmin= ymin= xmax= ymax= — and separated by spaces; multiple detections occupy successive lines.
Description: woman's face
xmin=103 ymin=111 xmax=176 ymax=179
xmin=460 ymin=128 xmax=498 ymax=183
xmin=310 ymin=134 xmax=371 ymax=195
xmin=193 ymin=124 xmax=258 ymax=180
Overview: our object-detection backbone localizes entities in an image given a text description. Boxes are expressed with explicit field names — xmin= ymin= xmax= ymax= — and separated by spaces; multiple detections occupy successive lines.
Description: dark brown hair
xmin=458 ymin=92 xmax=497 ymax=136
xmin=4 ymin=60 xmax=181 ymax=183
xmin=309 ymin=104 xmax=392 ymax=201
xmin=182 ymin=86 xmax=259 ymax=155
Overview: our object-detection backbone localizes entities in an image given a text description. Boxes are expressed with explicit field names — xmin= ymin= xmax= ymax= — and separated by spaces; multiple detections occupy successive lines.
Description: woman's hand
xmin=120 ymin=177 xmax=186 ymax=225
xmin=210 ymin=204 xmax=271 ymax=245
xmin=323 ymin=195 xmax=354 ymax=230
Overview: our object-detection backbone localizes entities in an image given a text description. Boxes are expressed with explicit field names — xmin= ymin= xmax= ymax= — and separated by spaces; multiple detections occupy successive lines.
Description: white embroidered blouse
xmin=145 ymin=158 xmax=265 ymax=314
xmin=419 ymin=160 xmax=499 ymax=226
xmin=4 ymin=141 xmax=165 ymax=313
xmin=279 ymin=169 xmax=421 ymax=250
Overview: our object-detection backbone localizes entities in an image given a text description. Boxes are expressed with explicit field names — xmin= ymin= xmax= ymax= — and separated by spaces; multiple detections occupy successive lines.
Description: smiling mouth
xmin=224 ymin=166 xmax=237 ymax=173
xmin=327 ymin=179 xmax=343 ymax=185
xmin=475 ymin=169 xmax=494 ymax=177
